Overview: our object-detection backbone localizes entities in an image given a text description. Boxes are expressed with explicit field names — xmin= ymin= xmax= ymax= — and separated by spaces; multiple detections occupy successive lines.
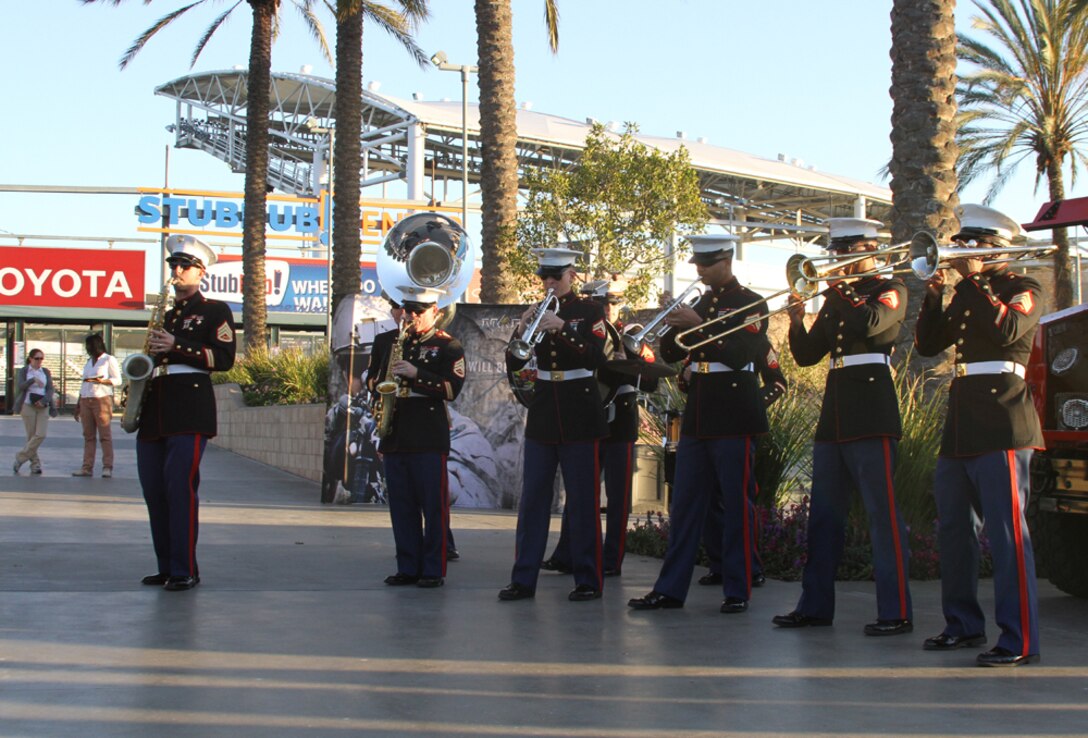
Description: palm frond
xmin=544 ymin=0 xmax=560 ymax=53
xmin=119 ymin=1 xmax=207 ymax=69
xmin=362 ymin=2 xmax=429 ymax=68
xmin=294 ymin=0 xmax=332 ymax=65
xmin=191 ymin=2 xmax=243 ymax=69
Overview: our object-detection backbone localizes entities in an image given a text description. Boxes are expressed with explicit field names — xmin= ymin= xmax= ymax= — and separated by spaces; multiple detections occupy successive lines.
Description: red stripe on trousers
xmin=593 ymin=441 xmax=603 ymax=590
xmin=742 ymin=438 xmax=752 ymax=599
xmin=1007 ymin=450 xmax=1031 ymax=656
xmin=440 ymin=454 xmax=449 ymax=577
xmin=882 ymin=437 xmax=908 ymax=619
xmin=187 ymin=436 xmax=202 ymax=576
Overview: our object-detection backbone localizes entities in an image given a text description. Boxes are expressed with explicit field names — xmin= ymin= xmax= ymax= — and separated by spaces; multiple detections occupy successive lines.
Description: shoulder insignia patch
xmin=453 ymin=357 xmax=466 ymax=378
xmin=592 ymin=319 xmax=607 ymax=339
xmin=766 ymin=348 xmax=780 ymax=370
xmin=1009 ymin=292 xmax=1035 ymax=315
xmin=877 ymin=291 xmax=900 ymax=310
xmin=216 ymin=321 xmax=234 ymax=343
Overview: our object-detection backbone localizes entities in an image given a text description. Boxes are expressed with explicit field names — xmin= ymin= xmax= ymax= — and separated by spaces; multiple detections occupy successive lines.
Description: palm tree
xmin=84 ymin=0 xmax=332 ymax=352
xmin=888 ymin=0 xmax=960 ymax=364
xmin=956 ymin=0 xmax=1088 ymax=309
xmin=329 ymin=1 xmax=428 ymax=316
xmin=473 ymin=0 xmax=559 ymax=304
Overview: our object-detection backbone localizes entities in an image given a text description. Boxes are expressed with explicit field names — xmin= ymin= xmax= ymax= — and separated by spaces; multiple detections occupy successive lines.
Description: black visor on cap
xmin=401 ymin=301 xmax=431 ymax=314
xmin=688 ymin=251 xmax=728 ymax=266
xmin=536 ymin=265 xmax=571 ymax=278
xmin=168 ymin=254 xmax=202 ymax=269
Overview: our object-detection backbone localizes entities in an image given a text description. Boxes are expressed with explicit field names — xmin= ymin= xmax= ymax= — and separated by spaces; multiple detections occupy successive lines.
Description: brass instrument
xmin=673 ymin=254 xmax=820 ymax=352
xmin=507 ymin=288 xmax=560 ymax=361
xmin=908 ymin=231 xmax=1058 ymax=280
xmin=120 ymin=278 xmax=176 ymax=433
xmin=373 ymin=318 xmax=407 ymax=439
xmin=621 ymin=282 xmax=703 ymax=354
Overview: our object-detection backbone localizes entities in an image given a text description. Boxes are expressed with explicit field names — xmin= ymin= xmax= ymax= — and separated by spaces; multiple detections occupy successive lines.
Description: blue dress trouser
xmin=511 ymin=439 xmax=602 ymax=591
xmin=383 ymin=452 xmax=449 ymax=579
xmin=934 ymin=448 xmax=1040 ymax=656
xmin=654 ymin=436 xmax=756 ymax=602
xmin=796 ymin=438 xmax=912 ymax=621
xmin=138 ymin=435 xmax=208 ymax=579
xmin=702 ymin=477 xmax=764 ymax=581
xmin=550 ymin=439 xmax=634 ymax=572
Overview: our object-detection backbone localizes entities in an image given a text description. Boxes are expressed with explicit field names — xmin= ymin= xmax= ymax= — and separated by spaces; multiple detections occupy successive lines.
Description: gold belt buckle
xmin=830 ymin=358 xmax=844 ymax=370
xmin=550 ymin=370 xmax=564 ymax=381
xmin=697 ymin=362 xmax=709 ymax=374
xmin=954 ymin=364 xmax=967 ymax=378
xmin=397 ymin=387 xmax=411 ymax=398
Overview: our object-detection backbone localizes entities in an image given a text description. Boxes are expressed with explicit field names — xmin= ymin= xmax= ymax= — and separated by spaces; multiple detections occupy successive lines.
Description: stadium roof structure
xmin=156 ymin=70 xmax=892 ymax=244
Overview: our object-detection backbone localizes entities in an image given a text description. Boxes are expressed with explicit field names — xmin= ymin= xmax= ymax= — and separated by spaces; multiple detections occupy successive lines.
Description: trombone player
xmin=499 ymin=248 xmax=610 ymax=602
xmin=629 ymin=234 xmax=770 ymax=614
xmin=915 ymin=204 xmax=1042 ymax=667
xmin=772 ymin=218 xmax=913 ymax=635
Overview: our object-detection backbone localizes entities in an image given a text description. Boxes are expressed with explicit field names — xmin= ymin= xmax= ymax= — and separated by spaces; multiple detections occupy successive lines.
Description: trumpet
xmin=621 ymin=282 xmax=703 ymax=354
xmin=508 ymin=288 xmax=560 ymax=361
xmin=908 ymin=232 xmax=1057 ymax=280
xmin=673 ymin=255 xmax=821 ymax=352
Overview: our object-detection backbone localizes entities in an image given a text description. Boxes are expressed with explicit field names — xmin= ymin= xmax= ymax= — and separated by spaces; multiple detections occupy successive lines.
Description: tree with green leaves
xmin=957 ymin=0 xmax=1088 ymax=309
xmin=888 ymin=0 xmax=961 ymax=367
xmin=84 ymin=0 xmax=333 ymax=351
xmin=329 ymin=1 xmax=429 ymax=317
xmin=512 ymin=123 xmax=707 ymax=305
xmin=474 ymin=0 xmax=559 ymax=304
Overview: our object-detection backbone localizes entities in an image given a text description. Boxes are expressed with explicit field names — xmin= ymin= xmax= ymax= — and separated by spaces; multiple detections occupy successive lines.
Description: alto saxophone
xmin=120 ymin=279 xmax=176 ymax=433
xmin=373 ymin=318 xmax=407 ymax=439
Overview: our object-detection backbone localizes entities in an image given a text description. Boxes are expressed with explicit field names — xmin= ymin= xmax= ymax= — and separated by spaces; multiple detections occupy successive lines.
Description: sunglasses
xmin=167 ymin=258 xmax=201 ymax=270
xmin=402 ymin=304 xmax=432 ymax=314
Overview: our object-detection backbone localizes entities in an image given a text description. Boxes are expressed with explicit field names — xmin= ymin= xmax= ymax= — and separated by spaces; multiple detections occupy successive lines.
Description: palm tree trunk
xmin=332 ymin=2 xmax=363 ymax=315
xmin=888 ymin=0 xmax=959 ymax=371
xmin=1045 ymin=163 xmax=1074 ymax=309
xmin=475 ymin=0 xmax=520 ymax=304
xmin=241 ymin=0 xmax=275 ymax=352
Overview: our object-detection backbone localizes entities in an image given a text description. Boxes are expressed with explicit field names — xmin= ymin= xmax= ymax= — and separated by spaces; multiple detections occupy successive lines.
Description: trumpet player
xmin=137 ymin=235 xmax=236 ymax=592
xmin=772 ymin=218 xmax=913 ymax=635
xmin=367 ymin=286 xmax=466 ymax=589
xmin=915 ymin=204 xmax=1042 ymax=667
xmin=628 ymin=234 xmax=770 ymax=615
xmin=499 ymin=248 xmax=610 ymax=602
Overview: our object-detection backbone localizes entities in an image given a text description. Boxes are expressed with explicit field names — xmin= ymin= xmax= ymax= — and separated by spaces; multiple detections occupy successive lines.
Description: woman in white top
xmin=73 ymin=334 xmax=121 ymax=478
xmin=14 ymin=348 xmax=57 ymax=475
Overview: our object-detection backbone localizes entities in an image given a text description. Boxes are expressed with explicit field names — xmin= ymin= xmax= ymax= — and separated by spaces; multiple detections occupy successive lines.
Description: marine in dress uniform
xmin=628 ymin=234 xmax=771 ymax=614
xmin=698 ymin=333 xmax=787 ymax=588
xmin=915 ymin=204 xmax=1043 ymax=667
xmin=542 ymin=278 xmax=659 ymax=577
xmin=137 ymin=235 xmax=236 ymax=592
xmin=367 ymin=286 xmax=466 ymax=588
xmin=772 ymin=218 xmax=914 ymax=635
xmin=499 ymin=249 xmax=610 ymax=602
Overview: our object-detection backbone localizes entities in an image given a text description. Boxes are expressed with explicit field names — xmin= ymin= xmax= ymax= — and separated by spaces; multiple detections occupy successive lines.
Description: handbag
xmin=28 ymin=393 xmax=44 ymax=406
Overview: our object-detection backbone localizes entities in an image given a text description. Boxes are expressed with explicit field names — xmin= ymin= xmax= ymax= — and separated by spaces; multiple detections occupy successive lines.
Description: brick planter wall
xmin=211 ymin=383 xmax=325 ymax=482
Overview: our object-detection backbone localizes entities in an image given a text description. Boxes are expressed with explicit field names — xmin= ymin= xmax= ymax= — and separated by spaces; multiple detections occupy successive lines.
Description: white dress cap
xmin=395 ymin=285 xmax=446 ymax=305
xmin=685 ymin=233 xmax=739 ymax=264
xmin=827 ymin=218 xmax=884 ymax=243
xmin=956 ymin=204 xmax=1026 ymax=241
xmin=531 ymin=247 xmax=583 ymax=269
xmin=165 ymin=234 xmax=217 ymax=268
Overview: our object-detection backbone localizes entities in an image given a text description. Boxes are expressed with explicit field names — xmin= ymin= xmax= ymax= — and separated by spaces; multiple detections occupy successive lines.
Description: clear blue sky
xmin=0 ymin=1 xmax=1071 ymax=243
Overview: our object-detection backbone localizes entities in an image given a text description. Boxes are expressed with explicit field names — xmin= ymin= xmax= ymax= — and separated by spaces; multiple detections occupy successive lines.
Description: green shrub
xmin=214 ymin=347 xmax=330 ymax=406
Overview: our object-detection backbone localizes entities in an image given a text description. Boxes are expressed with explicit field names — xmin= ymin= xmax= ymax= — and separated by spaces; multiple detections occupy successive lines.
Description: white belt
xmin=537 ymin=368 xmax=594 ymax=382
xmin=829 ymin=353 xmax=891 ymax=370
xmin=395 ymin=388 xmax=429 ymax=399
xmin=693 ymin=362 xmax=754 ymax=374
xmin=614 ymin=384 xmax=638 ymax=397
xmin=153 ymin=364 xmax=210 ymax=378
xmin=955 ymin=361 xmax=1026 ymax=379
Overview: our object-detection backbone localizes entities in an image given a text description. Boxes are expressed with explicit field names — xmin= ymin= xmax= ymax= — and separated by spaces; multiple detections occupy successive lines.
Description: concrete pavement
xmin=2 ymin=415 xmax=1088 ymax=737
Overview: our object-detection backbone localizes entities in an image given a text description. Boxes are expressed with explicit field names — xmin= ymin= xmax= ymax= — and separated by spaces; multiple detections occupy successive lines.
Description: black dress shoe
xmin=627 ymin=591 xmax=684 ymax=610
xmin=923 ymin=632 xmax=986 ymax=651
xmin=752 ymin=572 xmax=766 ymax=588
xmin=417 ymin=576 xmax=444 ymax=588
xmin=864 ymin=619 xmax=913 ymax=636
xmin=603 ymin=567 xmax=622 ymax=577
xmin=164 ymin=576 xmax=199 ymax=591
xmin=384 ymin=573 xmax=419 ymax=586
xmin=540 ymin=558 xmax=572 ymax=574
xmin=141 ymin=573 xmax=169 ymax=586
xmin=568 ymin=585 xmax=602 ymax=601
xmin=697 ymin=571 xmax=722 ymax=586
xmin=720 ymin=597 xmax=748 ymax=614
xmin=446 ymin=549 xmax=460 ymax=561
xmin=772 ymin=611 xmax=833 ymax=628
xmin=498 ymin=582 xmax=535 ymax=601
xmin=976 ymin=646 xmax=1039 ymax=667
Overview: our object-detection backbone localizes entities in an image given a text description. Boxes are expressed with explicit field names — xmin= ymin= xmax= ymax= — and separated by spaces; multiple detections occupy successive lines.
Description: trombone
xmin=789 ymin=236 xmax=920 ymax=287
xmin=673 ymin=254 xmax=820 ymax=352
xmin=908 ymin=232 xmax=1057 ymax=280
xmin=507 ymin=288 xmax=560 ymax=361
xmin=621 ymin=282 xmax=703 ymax=354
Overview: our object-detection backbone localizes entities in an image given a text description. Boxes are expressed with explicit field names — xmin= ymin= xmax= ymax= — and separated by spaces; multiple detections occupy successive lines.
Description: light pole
xmin=305 ymin=117 xmax=335 ymax=344
xmin=430 ymin=51 xmax=478 ymax=229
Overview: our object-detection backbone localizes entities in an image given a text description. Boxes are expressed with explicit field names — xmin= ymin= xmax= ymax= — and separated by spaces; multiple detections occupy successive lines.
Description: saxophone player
xmin=367 ymin=286 xmax=466 ymax=589
xmin=138 ymin=235 xmax=236 ymax=592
